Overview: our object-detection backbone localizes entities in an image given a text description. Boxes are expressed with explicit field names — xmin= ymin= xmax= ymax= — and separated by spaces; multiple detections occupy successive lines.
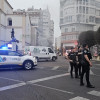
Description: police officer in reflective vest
xmin=68 ymin=47 xmax=78 ymax=78
xmin=80 ymin=44 xmax=95 ymax=88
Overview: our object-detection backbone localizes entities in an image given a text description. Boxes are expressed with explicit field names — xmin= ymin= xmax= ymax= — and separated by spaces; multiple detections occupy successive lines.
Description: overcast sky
xmin=8 ymin=0 xmax=61 ymax=38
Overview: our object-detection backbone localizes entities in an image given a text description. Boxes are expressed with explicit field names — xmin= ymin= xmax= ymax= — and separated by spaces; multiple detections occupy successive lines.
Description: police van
xmin=0 ymin=49 xmax=37 ymax=70
xmin=24 ymin=46 xmax=57 ymax=61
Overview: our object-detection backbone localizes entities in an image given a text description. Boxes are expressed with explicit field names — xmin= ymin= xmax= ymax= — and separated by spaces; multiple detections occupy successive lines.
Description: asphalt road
xmin=0 ymin=56 xmax=100 ymax=100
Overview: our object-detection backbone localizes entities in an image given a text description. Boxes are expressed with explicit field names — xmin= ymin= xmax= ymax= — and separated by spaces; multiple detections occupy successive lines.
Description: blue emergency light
xmin=1 ymin=46 xmax=8 ymax=50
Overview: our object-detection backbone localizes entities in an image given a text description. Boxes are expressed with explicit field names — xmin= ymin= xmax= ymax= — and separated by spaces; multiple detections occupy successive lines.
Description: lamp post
xmin=11 ymin=28 xmax=19 ymax=51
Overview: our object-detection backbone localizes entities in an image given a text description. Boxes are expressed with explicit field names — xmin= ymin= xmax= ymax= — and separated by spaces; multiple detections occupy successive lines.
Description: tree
xmin=96 ymin=27 xmax=100 ymax=44
xmin=78 ymin=30 xmax=96 ymax=48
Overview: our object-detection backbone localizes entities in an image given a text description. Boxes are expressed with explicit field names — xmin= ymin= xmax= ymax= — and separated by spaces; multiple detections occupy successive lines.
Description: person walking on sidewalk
xmin=67 ymin=47 xmax=78 ymax=78
xmin=80 ymin=44 xmax=95 ymax=88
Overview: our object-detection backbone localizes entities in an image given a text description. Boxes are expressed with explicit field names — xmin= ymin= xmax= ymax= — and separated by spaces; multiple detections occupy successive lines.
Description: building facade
xmin=60 ymin=0 xmax=100 ymax=49
xmin=26 ymin=7 xmax=54 ymax=47
xmin=0 ymin=0 xmax=31 ymax=51
xmin=0 ymin=0 xmax=54 ymax=51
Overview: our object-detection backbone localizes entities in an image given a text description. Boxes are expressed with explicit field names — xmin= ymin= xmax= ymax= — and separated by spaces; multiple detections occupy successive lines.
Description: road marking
xmin=68 ymin=64 xmax=71 ymax=73
xmin=0 ymin=83 xmax=26 ymax=91
xmin=33 ymin=84 xmax=74 ymax=94
xmin=95 ymin=64 xmax=100 ymax=65
xmin=0 ymin=76 xmax=24 ymax=83
xmin=52 ymin=66 xmax=60 ymax=70
xmin=88 ymin=90 xmax=100 ymax=97
xmin=27 ymin=73 xmax=70 ymax=84
xmin=0 ymin=73 xmax=70 ymax=92
xmin=92 ymin=67 xmax=100 ymax=70
xmin=69 ymin=96 xmax=90 ymax=100
xmin=90 ymin=69 xmax=94 ymax=75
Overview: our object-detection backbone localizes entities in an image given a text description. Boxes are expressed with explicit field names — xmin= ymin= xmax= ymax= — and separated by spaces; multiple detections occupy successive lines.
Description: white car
xmin=0 ymin=49 xmax=37 ymax=70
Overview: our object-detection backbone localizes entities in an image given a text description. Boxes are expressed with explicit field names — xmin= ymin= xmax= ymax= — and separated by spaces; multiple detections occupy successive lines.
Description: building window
xmin=86 ymin=7 xmax=88 ymax=14
xmin=89 ymin=16 xmax=95 ymax=22
xmin=8 ymin=18 xmax=12 ymax=26
xmin=72 ymin=28 xmax=75 ymax=32
xmin=65 ymin=28 xmax=68 ymax=32
xmin=79 ymin=6 xmax=82 ymax=13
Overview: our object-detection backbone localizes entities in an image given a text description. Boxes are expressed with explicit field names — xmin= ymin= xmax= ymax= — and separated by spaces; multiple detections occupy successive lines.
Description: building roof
xmin=6 ymin=0 xmax=13 ymax=9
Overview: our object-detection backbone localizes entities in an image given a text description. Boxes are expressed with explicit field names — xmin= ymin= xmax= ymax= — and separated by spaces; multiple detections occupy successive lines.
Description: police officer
xmin=80 ymin=44 xmax=95 ymax=88
xmin=67 ymin=47 xmax=78 ymax=78
xmin=77 ymin=46 xmax=83 ymax=77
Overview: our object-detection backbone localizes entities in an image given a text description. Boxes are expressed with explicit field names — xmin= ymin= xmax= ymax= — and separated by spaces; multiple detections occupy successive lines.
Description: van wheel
xmin=24 ymin=61 xmax=33 ymax=70
xmin=52 ymin=57 xmax=56 ymax=61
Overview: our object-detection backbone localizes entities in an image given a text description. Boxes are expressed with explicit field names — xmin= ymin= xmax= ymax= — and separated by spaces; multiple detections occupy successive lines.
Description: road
xmin=0 ymin=56 xmax=100 ymax=100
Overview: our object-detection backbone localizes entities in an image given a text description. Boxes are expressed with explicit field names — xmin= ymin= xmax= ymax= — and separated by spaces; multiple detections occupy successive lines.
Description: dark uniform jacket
xmin=82 ymin=48 xmax=92 ymax=67
xmin=68 ymin=52 xmax=77 ymax=64
xmin=77 ymin=50 xmax=82 ymax=63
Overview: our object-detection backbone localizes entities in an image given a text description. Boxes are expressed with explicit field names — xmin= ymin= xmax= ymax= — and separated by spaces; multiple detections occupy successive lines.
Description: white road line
xmin=88 ymin=90 xmax=100 ymax=97
xmin=95 ymin=64 xmax=100 ymax=65
xmin=32 ymin=84 xmax=74 ymax=94
xmin=90 ymin=69 xmax=94 ymax=75
xmin=0 ymin=83 xmax=26 ymax=92
xmin=69 ymin=96 xmax=90 ymax=100
xmin=27 ymin=73 xmax=70 ymax=84
xmin=68 ymin=65 xmax=71 ymax=73
xmin=52 ymin=66 xmax=60 ymax=70
xmin=92 ymin=67 xmax=100 ymax=70
xmin=0 ymin=76 xmax=24 ymax=83
xmin=0 ymin=73 xmax=70 ymax=92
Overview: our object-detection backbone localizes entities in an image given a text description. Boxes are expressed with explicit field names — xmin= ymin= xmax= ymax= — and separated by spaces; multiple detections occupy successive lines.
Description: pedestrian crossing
xmin=69 ymin=90 xmax=100 ymax=100
xmin=88 ymin=90 xmax=100 ymax=97
xmin=69 ymin=96 xmax=90 ymax=100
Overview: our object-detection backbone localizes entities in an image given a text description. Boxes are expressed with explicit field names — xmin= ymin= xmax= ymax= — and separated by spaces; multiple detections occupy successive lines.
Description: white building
xmin=55 ymin=36 xmax=61 ymax=50
xmin=60 ymin=0 xmax=100 ymax=49
xmin=0 ymin=0 xmax=31 ymax=51
xmin=0 ymin=0 xmax=54 ymax=51
xmin=26 ymin=7 xmax=54 ymax=47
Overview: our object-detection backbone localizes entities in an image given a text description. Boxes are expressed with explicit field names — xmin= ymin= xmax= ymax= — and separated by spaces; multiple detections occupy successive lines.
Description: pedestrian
xmin=77 ymin=46 xmax=83 ymax=77
xmin=67 ymin=47 xmax=78 ymax=78
xmin=80 ymin=43 xmax=95 ymax=88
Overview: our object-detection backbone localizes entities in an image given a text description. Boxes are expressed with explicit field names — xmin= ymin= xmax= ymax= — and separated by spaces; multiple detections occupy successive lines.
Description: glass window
xmin=86 ymin=7 xmax=88 ymax=14
xmin=8 ymin=51 xmax=21 ymax=56
xmin=65 ymin=28 xmax=68 ymax=32
xmin=8 ymin=18 xmax=12 ymax=26
xmin=72 ymin=28 xmax=75 ymax=32
xmin=48 ymin=48 xmax=54 ymax=53
xmin=83 ymin=7 xmax=85 ymax=13
xmin=0 ymin=50 xmax=8 ymax=55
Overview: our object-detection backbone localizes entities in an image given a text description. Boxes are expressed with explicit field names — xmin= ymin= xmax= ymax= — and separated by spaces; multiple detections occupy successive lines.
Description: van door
xmin=48 ymin=48 xmax=54 ymax=59
xmin=40 ymin=48 xmax=50 ymax=59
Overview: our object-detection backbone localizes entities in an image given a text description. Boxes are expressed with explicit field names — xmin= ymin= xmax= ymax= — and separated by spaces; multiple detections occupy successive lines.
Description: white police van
xmin=24 ymin=46 xmax=57 ymax=61
xmin=0 ymin=49 xmax=37 ymax=70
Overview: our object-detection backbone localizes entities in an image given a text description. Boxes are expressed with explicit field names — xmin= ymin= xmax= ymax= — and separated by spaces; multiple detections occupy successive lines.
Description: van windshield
xmin=48 ymin=48 xmax=54 ymax=53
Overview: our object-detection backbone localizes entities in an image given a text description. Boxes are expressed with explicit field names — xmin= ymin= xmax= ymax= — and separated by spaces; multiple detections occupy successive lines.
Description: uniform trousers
xmin=80 ymin=63 xmax=90 ymax=85
xmin=77 ymin=61 xmax=82 ymax=76
xmin=70 ymin=62 xmax=78 ymax=78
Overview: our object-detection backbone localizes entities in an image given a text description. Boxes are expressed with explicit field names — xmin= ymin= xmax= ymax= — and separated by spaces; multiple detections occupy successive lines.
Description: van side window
xmin=48 ymin=48 xmax=54 ymax=53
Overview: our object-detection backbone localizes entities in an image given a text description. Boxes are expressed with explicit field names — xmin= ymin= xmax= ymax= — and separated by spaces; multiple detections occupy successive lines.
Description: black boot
xmin=86 ymin=84 xmax=95 ymax=88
